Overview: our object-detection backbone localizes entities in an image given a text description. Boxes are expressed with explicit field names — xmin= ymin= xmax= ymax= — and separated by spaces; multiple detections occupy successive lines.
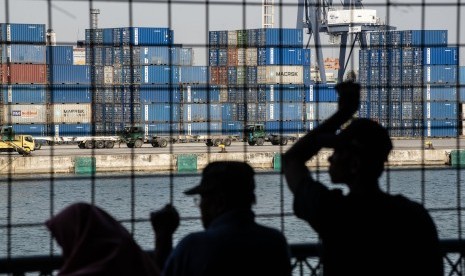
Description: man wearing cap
xmin=151 ymin=161 xmax=292 ymax=276
xmin=282 ymin=81 xmax=443 ymax=276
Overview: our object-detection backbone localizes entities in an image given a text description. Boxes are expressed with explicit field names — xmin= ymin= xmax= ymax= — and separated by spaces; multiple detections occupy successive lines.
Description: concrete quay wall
xmin=0 ymin=149 xmax=453 ymax=175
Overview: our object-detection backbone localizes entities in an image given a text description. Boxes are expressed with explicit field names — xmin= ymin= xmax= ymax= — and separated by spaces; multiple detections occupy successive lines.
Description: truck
xmin=0 ymin=126 xmax=35 ymax=156
xmin=32 ymin=125 xmax=170 ymax=149
xmin=244 ymin=123 xmax=299 ymax=146
xmin=121 ymin=126 xmax=170 ymax=148
xmin=28 ymin=125 xmax=241 ymax=149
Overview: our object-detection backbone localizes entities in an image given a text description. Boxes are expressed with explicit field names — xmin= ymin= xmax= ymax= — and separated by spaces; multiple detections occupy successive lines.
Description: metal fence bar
xmin=1 ymin=240 xmax=465 ymax=275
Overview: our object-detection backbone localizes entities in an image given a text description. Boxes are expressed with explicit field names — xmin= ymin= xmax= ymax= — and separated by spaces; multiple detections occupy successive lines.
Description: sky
xmin=1 ymin=0 xmax=464 ymax=69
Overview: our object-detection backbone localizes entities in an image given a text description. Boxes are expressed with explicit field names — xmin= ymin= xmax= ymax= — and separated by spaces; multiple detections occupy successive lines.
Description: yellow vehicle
xmin=0 ymin=126 xmax=35 ymax=156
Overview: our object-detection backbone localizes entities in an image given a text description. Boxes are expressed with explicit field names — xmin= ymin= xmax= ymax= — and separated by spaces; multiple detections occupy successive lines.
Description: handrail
xmin=1 ymin=240 xmax=465 ymax=275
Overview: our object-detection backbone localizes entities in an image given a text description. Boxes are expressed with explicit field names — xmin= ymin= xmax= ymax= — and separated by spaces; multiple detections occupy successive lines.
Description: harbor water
xmin=1 ymin=167 xmax=465 ymax=258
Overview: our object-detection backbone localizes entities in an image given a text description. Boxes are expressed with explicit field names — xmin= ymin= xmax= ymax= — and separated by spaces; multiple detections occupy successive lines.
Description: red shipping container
xmin=227 ymin=48 xmax=238 ymax=66
xmin=1 ymin=64 xmax=47 ymax=84
xmin=210 ymin=66 xmax=228 ymax=85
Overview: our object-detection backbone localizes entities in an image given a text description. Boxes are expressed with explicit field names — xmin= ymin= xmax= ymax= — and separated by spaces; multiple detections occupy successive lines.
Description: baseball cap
xmin=184 ymin=161 xmax=255 ymax=197
xmin=326 ymin=118 xmax=393 ymax=161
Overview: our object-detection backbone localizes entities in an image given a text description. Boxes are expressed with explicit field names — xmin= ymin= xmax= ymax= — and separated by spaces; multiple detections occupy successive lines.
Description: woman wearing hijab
xmin=46 ymin=202 xmax=160 ymax=276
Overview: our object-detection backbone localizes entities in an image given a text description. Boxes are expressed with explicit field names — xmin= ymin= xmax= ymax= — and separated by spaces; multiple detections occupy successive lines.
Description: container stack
xmin=209 ymin=28 xmax=312 ymax=136
xmin=84 ymin=27 xmax=195 ymax=137
xmin=0 ymin=23 xmax=48 ymax=136
xmin=359 ymin=30 xmax=460 ymax=137
xmin=48 ymin=45 xmax=93 ymax=137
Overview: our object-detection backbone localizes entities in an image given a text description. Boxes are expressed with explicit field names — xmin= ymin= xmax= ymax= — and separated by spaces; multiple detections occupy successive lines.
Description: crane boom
xmin=298 ymin=0 xmax=395 ymax=83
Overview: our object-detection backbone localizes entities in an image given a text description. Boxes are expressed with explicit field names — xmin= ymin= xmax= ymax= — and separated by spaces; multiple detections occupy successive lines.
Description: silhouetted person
xmin=46 ymin=202 xmax=160 ymax=276
xmin=282 ymin=81 xmax=443 ymax=276
xmin=151 ymin=161 xmax=292 ymax=276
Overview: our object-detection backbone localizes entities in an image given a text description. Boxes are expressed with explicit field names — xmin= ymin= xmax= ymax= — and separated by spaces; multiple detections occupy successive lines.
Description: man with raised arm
xmin=282 ymin=81 xmax=443 ymax=276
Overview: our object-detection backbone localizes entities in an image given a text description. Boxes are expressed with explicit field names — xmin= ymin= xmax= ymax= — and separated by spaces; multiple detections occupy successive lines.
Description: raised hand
xmin=150 ymin=204 xmax=180 ymax=237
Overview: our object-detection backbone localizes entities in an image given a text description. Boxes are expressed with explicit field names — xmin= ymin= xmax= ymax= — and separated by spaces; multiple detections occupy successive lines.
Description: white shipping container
xmin=2 ymin=104 xmax=47 ymax=124
xmin=51 ymin=103 xmax=92 ymax=123
xmin=104 ymin=66 xmax=114 ymax=84
xmin=73 ymin=48 xmax=86 ymax=65
xmin=246 ymin=48 xmax=258 ymax=66
xmin=228 ymin=31 xmax=237 ymax=46
xmin=237 ymin=48 xmax=246 ymax=66
xmin=257 ymin=66 xmax=304 ymax=84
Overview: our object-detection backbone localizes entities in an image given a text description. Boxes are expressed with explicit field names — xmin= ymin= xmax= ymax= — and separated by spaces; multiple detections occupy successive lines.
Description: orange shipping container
xmin=210 ymin=66 xmax=228 ymax=85
xmin=228 ymin=48 xmax=238 ymax=66
xmin=1 ymin=64 xmax=47 ymax=84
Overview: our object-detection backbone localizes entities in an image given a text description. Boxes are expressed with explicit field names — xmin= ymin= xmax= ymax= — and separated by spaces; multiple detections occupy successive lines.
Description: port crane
xmin=297 ymin=0 xmax=395 ymax=83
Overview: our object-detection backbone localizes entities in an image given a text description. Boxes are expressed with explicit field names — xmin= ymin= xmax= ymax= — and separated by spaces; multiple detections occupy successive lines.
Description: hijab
xmin=46 ymin=202 xmax=160 ymax=276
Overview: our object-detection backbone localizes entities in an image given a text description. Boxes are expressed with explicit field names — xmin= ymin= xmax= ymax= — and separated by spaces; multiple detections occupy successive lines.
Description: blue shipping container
xmin=115 ymin=27 xmax=173 ymax=46
xmin=50 ymin=84 xmax=92 ymax=103
xmin=103 ymin=29 xmax=114 ymax=46
xmin=257 ymin=28 xmax=303 ymax=47
xmin=46 ymin=46 xmax=73 ymax=65
xmin=48 ymin=65 xmax=91 ymax=84
xmin=11 ymin=124 xmax=47 ymax=136
xmin=222 ymin=121 xmax=244 ymax=137
xmin=402 ymin=30 xmax=448 ymax=47
xmin=424 ymin=119 xmax=458 ymax=137
xmin=424 ymin=65 xmax=458 ymax=84
xmin=0 ymin=23 xmax=46 ymax=44
xmin=257 ymin=48 xmax=310 ymax=65
xmin=180 ymin=66 xmax=209 ymax=84
xmin=140 ymin=84 xmax=181 ymax=103
xmin=424 ymin=85 xmax=458 ymax=101
xmin=182 ymin=85 xmax=221 ymax=103
xmin=209 ymin=31 xmax=219 ymax=47
xmin=424 ymin=101 xmax=457 ymax=119
xmin=263 ymin=84 xmax=305 ymax=102
xmin=265 ymin=121 xmax=304 ymax=135
xmin=183 ymin=103 xmax=222 ymax=121
xmin=221 ymin=103 xmax=237 ymax=121
xmin=209 ymin=49 xmax=218 ymax=66
xmin=51 ymin=124 xmax=92 ymax=136
xmin=266 ymin=102 xmax=303 ymax=121
xmin=2 ymin=84 xmax=46 ymax=103
xmin=143 ymin=103 xmax=181 ymax=122
xmin=177 ymin=48 xmax=193 ymax=66
xmin=1 ymin=44 xmax=46 ymax=64
xmin=306 ymin=102 xmax=338 ymax=121
xmin=305 ymin=84 xmax=338 ymax=102
xmin=141 ymin=65 xmax=180 ymax=84
xmin=182 ymin=122 xmax=222 ymax=135
xmin=236 ymin=103 xmax=266 ymax=121
xmin=423 ymin=47 xmax=458 ymax=65
xmin=139 ymin=46 xmax=170 ymax=65
xmin=145 ymin=123 xmax=180 ymax=136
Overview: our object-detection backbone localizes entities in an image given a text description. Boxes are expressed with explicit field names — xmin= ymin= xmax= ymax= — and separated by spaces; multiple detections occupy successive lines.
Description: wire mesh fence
xmin=0 ymin=0 xmax=465 ymax=275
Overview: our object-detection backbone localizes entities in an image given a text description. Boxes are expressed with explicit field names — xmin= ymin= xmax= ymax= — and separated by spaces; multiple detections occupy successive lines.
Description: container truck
xmin=244 ymin=123 xmax=299 ymax=146
xmin=34 ymin=125 xmax=174 ymax=149
xmin=0 ymin=126 xmax=35 ymax=156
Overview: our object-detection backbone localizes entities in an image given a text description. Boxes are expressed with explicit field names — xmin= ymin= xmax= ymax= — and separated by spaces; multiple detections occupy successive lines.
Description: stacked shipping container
xmin=84 ymin=27 xmax=195 ymax=136
xmin=0 ymin=23 xmax=48 ymax=136
xmin=359 ymin=30 xmax=460 ymax=137
xmin=209 ymin=28 xmax=314 ymax=136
